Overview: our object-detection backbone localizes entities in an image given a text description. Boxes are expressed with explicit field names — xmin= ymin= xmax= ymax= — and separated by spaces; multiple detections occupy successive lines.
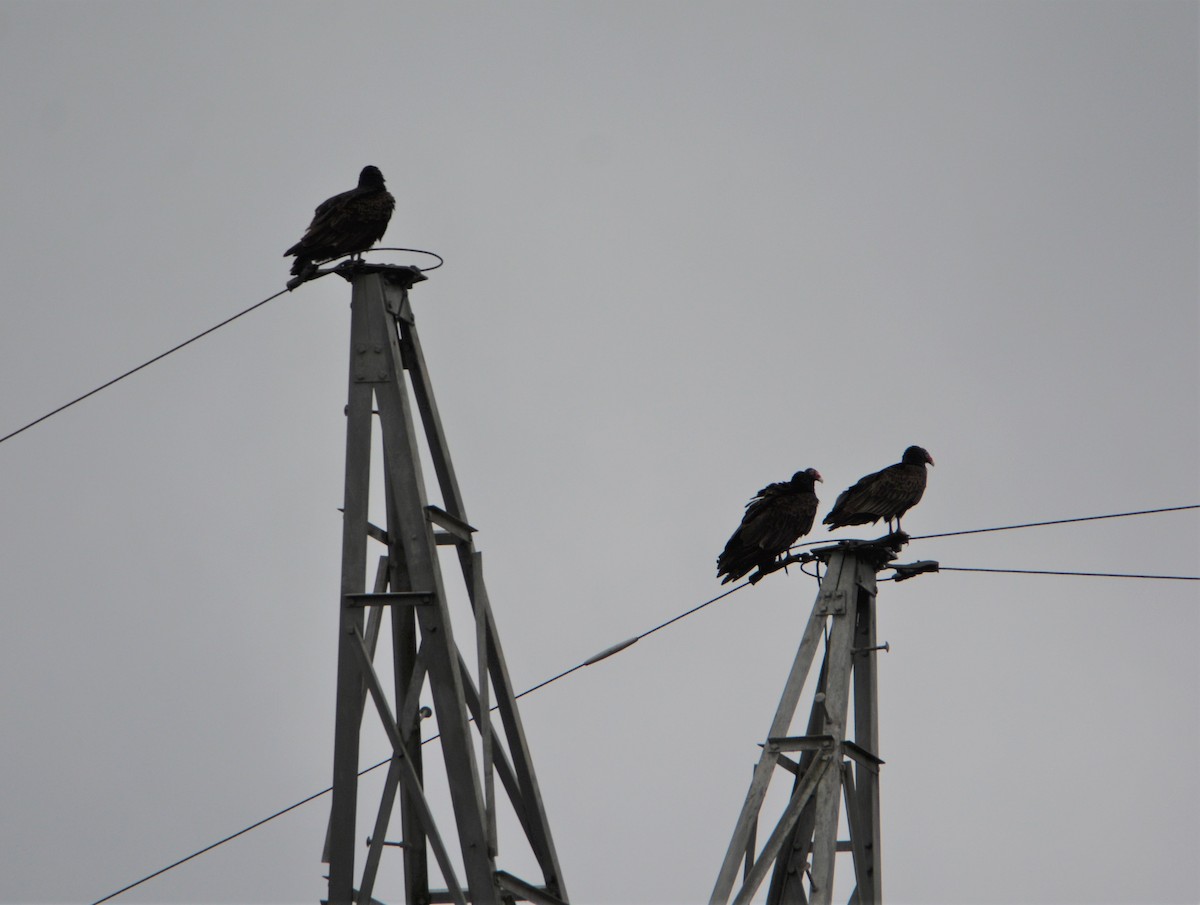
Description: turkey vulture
xmin=717 ymin=468 xmax=822 ymax=584
xmin=822 ymin=445 xmax=934 ymax=534
xmin=285 ymin=166 xmax=395 ymax=276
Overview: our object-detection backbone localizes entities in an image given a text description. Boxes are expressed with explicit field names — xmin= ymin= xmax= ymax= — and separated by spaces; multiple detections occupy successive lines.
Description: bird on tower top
xmin=822 ymin=445 xmax=934 ymax=535
xmin=717 ymin=468 xmax=822 ymax=584
xmin=285 ymin=165 xmax=395 ymax=278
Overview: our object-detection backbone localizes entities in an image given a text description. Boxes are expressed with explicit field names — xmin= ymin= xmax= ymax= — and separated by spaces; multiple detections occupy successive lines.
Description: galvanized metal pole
xmin=327 ymin=282 xmax=377 ymax=905
xmin=324 ymin=263 xmax=568 ymax=905
xmin=711 ymin=542 xmax=889 ymax=905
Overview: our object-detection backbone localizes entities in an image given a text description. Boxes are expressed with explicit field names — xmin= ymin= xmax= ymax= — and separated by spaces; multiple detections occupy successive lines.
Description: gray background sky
xmin=1 ymin=3 xmax=1197 ymax=904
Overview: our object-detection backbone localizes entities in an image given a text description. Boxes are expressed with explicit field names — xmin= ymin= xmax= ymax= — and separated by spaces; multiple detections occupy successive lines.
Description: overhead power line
xmin=907 ymin=505 xmax=1198 ymax=540
xmin=2 ymin=252 xmax=446 ymax=450
xmin=938 ymin=566 xmax=1198 ymax=581
xmin=0 ymin=289 xmax=288 ymax=448
xmin=86 ymin=492 xmax=1198 ymax=903
xmin=89 ymin=580 xmax=750 ymax=905
xmin=790 ymin=505 xmax=1198 ymax=556
xmin=90 ymin=782 xmax=330 ymax=905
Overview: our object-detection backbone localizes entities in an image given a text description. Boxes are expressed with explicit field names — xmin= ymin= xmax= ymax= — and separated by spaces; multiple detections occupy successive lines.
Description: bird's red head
xmin=902 ymin=446 xmax=934 ymax=466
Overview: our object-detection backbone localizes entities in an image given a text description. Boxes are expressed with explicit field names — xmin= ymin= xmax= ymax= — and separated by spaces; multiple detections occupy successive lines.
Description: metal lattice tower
xmin=324 ymin=263 xmax=567 ymax=905
xmin=710 ymin=539 xmax=906 ymax=905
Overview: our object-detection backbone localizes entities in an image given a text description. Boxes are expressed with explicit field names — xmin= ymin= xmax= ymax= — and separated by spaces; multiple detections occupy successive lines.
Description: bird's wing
xmin=836 ymin=463 xmax=926 ymax=522
xmin=741 ymin=490 xmax=817 ymax=552
xmin=873 ymin=466 xmax=925 ymax=517
xmin=825 ymin=465 xmax=893 ymax=524
xmin=297 ymin=188 xmax=361 ymax=247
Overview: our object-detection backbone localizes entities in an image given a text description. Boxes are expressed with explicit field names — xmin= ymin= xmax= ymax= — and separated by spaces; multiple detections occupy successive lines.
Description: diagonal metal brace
xmin=496 ymin=870 xmax=570 ymax=905
xmin=349 ymin=625 xmax=468 ymax=905
xmin=732 ymin=752 xmax=833 ymax=905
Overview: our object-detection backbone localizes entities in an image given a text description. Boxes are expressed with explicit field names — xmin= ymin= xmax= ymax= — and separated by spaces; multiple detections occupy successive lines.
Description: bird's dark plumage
xmin=717 ymin=468 xmax=822 ymax=584
xmin=822 ymin=446 xmax=934 ymax=533
xmin=285 ymin=166 xmax=395 ymax=276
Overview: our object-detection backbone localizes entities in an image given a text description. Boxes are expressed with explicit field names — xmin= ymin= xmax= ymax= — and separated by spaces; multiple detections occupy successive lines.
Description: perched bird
xmin=285 ymin=165 xmax=395 ymax=276
xmin=822 ymin=445 xmax=934 ymax=534
xmin=717 ymin=468 xmax=822 ymax=584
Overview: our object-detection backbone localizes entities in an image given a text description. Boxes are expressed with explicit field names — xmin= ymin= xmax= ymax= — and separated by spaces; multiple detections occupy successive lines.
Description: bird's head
xmin=359 ymin=165 xmax=386 ymax=187
xmin=903 ymin=446 xmax=934 ymax=466
xmin=794 ymin=467 xmax=823 ymax=484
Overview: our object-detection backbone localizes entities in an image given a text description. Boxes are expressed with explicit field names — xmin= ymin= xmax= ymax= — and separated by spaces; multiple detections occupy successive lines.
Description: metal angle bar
xmin=402 ymin=299 xmax=567 ymax=897
xmin=744 ymin=811 xmax=757 ymax=883
xmin=426 ymin=504 xmax=477 ymax=540
xmin=363 ymin=556 xmax=390 ymax=654
xmin=496 ymin=870 xmax=571 ymax=905
xmin=386 ymin=502 xmax=429 ymax=905
xmin=451 ymin=645 xmax=528 ymax=821
xmin=840 ymin=762 xmax=869 ymax=905
xmin=850 ymin=573 xmax=882 ymax=905
xmin=768 ymin=654 xmax=830 ymax=905
xmin=403 ymin=304 xmax=556 ymax=873
xmin=842 ymin=741 xmax=883 ymax=768
xmin=808 ymin=551 xmax=867 ymax=905
xmin=854 ymin=624 xmax=883 ymax=897
xmin=365 ymin=274 xmax=498 ymax=902
xmin=327 ymin=285 xmax=377 ymax=903
xmin=454 ymin=551 xmax=569 ymax=899
xmin=323 ymin=556 xmax=390 ymax=866
xmin=478 ymin=598 xmax=568 ymax=897
xmin=400 ymin=643 xmax=429 ymax=728
xmin=710 ymin=589 xmax=833 ymax=903
xmin=350 ymin=625 xmax=468 ymax=905
xmin=730 ymin=755 xmax=832 ymax=905
xmin=373 ymin=273 xmax=565 ymax=900
xmin=345 ymin=591 xmax=436 ymax=607
xmin=399 ymin=599 xmax=495 ymax=902
xmin=391 ymin=300 xmax=468 ymax=523
xmin=773 ymin=753 xmax=801 ymax=778
xmin=475 ymin=552 xmax=498 ymax=857
xmin=383 ymin=460 xmax=414 ymax=597
xmin=359 ymin=756 xmax=403 ymax=905
xmin=767 ymin=637 xmax=834 ymax=905
xmin=768 ymin=735 xmax=838 ymax=753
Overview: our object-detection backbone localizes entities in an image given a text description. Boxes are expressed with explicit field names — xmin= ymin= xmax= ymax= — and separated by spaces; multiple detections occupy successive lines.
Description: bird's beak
xmin=927 ymin=454 xmax=935 ymax=466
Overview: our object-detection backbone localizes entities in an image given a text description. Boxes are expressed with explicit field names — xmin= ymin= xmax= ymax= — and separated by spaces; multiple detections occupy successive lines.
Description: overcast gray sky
xmin=1 ymin=3 xmax=1197 ymax=904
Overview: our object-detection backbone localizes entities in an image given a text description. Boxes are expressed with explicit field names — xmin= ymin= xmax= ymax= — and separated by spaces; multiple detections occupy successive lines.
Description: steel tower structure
xmin=710 ymin=538 xmax=918 ymax=905
xmin=323 ymin=262 xmax=567 ymax=905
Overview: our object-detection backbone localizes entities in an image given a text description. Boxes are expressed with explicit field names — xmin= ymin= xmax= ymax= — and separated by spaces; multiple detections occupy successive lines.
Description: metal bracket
xmin=425 ymin=505 xmax=477 ymax=542
xmin=345 ymin=591 xmax=435 ymax=608
xmin=853 ymin=642 xmax=890 ymax=656
xmin=365 ymin=836 xmax=410 ymax=849
xmin=766 ymin=734 xmax=838 ymax=754
xmin=891 ymin=559 xmax=940 ymax=581
xmin=816 ymin=588 xmax=848 ymax=615
xmin=496 ymin=870 xmax=570 ymax=905
xmin=352 ymin=342 xmax=390 ymax=384
xmin=810 ymin=534 xmax=908 ymax=568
